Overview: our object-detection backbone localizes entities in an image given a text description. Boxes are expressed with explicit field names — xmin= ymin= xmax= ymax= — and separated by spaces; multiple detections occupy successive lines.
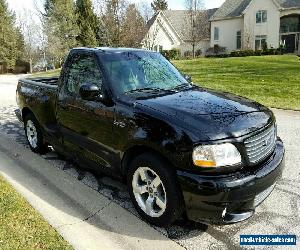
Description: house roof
xmin=275 ymin=0 xmax=300 ymax=9
xmin=210 ymin=0 xmax=300 ymax=21
xmin=161 ymin=9 xmax=218 ymax=41
xmin=210 ymin=0 xmax=252 ymax=21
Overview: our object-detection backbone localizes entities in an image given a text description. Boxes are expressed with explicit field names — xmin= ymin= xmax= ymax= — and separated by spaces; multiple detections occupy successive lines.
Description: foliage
xmin=184 ymin=0 xmax=206 ymax=58
xmin=120 ymin=4 xmax=146 ymax=48
xmin=174 ymin=55 xmax=300 ymax=110
xmin=151 ymin=0 xmax=168 ymax=14
xmin=183 ymin=50 xmax=193 ymax=58
xmin=205 ymin=54 xmax=229 ymax=58
xmin=229 ymin=49 xmax=282 ymax=58
xmin=161 ymin=49 xmax=180 ymax=60
xmin=0 ymin=0 xmax=24 ymax=71
xmin=75 ymin=0 xmax=99 ymax=47
xmin=102 ymin=0 xmax=128 ymax=47
xmin=14 ymin=59 xmax=30 ymax=74
xmin=44 ymin=0 xmax=79 ymax=66
xmin=206 ymin=45 xmax=226 ymax=55
xmin=195 ymin=49 xmax=202 ymax=57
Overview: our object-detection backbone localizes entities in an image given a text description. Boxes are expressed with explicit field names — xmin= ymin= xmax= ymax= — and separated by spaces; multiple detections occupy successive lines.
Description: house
xmin=210 ymin=0 xmax=300 ymax=53
xmin=141 ymin=9 xmax=218 ymax=56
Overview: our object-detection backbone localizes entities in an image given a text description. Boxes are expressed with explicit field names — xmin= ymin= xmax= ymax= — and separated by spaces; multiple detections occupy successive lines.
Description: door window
xmin=66 ymin=53 xmax=103 ymax=96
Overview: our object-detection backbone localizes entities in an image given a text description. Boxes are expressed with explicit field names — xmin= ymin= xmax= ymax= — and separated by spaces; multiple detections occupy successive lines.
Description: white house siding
xmin=243 ymin=0 xmax=280 ymax=49
xmin=178 ymin=40 xmax=211 ymax=56
xmin=142 ymin=14 xmax=181 ymax=52
xmin=210 ymin=18 xmax=244 ymax=52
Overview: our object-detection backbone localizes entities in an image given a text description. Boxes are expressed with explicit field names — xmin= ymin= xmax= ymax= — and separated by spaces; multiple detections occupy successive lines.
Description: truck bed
xmin=19 ymin=77 xmax=59 ymax=89
xmin=17 ymin=77 xmax=59 ymax=127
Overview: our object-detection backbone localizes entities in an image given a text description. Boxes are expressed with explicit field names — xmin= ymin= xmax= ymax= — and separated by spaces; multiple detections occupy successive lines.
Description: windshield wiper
xmin=171 ymin=83 xmax=191 ymax=91
xmin=125 ymin=87 xmax=168 ymax=95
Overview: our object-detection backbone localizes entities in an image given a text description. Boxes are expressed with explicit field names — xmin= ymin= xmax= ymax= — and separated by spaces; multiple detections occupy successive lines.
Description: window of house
xmin=256 ymin=10 xmax=267 ymax=23
xmin=237 ymin=31 xmax=242 ymax=49
xmin=214 ymin=27 xmax=219 ymax=41
xmin=255 ymin=35 xmax=267 ymax=50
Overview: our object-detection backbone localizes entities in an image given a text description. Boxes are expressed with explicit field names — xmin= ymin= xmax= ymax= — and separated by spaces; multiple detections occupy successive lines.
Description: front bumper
xmin=177 ymin=139 xmax=285 ymax=224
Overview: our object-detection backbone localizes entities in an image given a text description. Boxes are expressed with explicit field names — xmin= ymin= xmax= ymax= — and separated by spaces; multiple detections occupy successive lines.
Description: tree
xmin=102 ymin=0 xmax=128 ymax=47
xmin=43 ymin=0 xmax=79 ymax=66
xmin=0 ymin=0 xmax=23 ymax=71
xmin=185 ymin=0 xmax=207 ymax=58
xmin=151 ymin=0 xmax=168 ymax=14
xmin=120 ymin=4 xmax=146 ymax=48
xmin=139 ymin=0 xmax=154 ymax=22
xmin=18 ymin=9 xmax=41 ymax=73
xmin=75 ymin=0 xmax=99 ymax=47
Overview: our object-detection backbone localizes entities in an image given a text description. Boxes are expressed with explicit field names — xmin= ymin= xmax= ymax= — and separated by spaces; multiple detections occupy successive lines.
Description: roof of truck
xmin=72 ymin=47 xmax=151 ymax=53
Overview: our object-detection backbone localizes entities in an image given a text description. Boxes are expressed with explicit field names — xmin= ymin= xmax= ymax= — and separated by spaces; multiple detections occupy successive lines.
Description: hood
xmin=136 ymin=87 xmax=274 ymax=141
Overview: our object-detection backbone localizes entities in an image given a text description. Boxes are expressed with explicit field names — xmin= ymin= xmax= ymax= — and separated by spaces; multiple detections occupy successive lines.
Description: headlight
xmin=193 ymin=143 xmax=241 ymax=168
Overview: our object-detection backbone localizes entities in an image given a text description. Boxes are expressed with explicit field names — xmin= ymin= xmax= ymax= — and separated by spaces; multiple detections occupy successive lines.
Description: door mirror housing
xmin=79 ymin=83 xmax=102 ymax=101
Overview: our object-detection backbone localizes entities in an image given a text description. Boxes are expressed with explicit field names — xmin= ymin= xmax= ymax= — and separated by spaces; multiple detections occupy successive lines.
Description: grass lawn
xmin=31 ymin=55 xmax=300 ymax=110
xmin=173 ymin=55 xmax=300 ymax=110
xmin=29 ymin=68 xmax=61 ymax=78
xmin=0 ymin=175 xmax=73 ymax=250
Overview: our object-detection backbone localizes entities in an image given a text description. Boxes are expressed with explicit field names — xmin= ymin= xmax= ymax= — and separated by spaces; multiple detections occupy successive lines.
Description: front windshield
xmin=100 ymin=51 xmax=189 ymax=96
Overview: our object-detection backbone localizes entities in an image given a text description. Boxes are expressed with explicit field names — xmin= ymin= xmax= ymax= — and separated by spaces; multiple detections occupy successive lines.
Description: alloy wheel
xmin=132 ymin=167 xmax=167 ymax=218
xmin=26 ymin=120 xmax=38 ymax=148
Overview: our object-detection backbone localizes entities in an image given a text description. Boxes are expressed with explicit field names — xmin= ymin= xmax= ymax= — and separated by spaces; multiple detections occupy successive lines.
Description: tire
xmin=127 ymin=153 xmax=184 ymax=227
xmin=24 ymin=113 xmax=48 ymax=154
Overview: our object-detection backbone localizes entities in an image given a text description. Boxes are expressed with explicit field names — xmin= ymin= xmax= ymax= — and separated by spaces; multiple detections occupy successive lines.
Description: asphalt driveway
xmin=0 ymin=75 xmax=299 ymax=250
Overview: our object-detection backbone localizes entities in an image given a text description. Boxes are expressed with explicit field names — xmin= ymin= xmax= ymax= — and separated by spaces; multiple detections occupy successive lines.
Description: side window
xmin=214 ymin=27 xmax=219 ymax=41
xmin=256 ymin=10 xmax=267 ymax=23
xmin=237 ymin=30 xmax=242 ymax=50
xmin=66 ymin=53 xmax=103 ymax=96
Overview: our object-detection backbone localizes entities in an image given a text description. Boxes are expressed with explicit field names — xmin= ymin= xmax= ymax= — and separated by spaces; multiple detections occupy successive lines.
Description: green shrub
xmin=229 ymin=49 xmax=283 ymax=58
xmin=161 ymin=49 xmax=181 ymax=60
xmin=206 ymin=45 xmax=227 ymax=55
xmin=205 ymin=54 xmax=229 ymax=58
xmin=195 ymin=49 xmax=202 ymax=57
xmin=183 ymin=50 xmax=193 ymax=58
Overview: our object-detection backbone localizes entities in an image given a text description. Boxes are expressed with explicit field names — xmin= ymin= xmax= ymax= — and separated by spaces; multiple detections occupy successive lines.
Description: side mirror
xmin=79 ymin=83 xmax=101 ymax=101
xmin=184 ymin=74 xmax=193 ymax=83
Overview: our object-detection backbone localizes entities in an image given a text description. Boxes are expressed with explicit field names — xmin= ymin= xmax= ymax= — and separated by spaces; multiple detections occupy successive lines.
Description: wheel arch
xmin=22 ymin=107 xmax=34 ymax=120
xmin=121 ymin=144 xmax=176 ymax=176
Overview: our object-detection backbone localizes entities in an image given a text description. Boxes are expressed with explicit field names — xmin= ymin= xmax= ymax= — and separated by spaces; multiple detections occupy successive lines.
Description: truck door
xmin=57 ymin=51 xmax=116 ymax=172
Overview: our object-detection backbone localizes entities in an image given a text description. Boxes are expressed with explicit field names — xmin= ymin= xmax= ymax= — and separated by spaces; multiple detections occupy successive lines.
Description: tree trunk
xmin=192 ymin=43 xmax=195 ymax=58
xmin=29 ymin=58 xmax=33 ymax=74
xmin=298 ymin=34 xmax=300 ymax=56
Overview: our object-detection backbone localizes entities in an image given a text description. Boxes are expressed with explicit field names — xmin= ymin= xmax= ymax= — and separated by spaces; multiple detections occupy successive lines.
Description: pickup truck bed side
xmin=17 ymin=77 xmax=58 ymax=127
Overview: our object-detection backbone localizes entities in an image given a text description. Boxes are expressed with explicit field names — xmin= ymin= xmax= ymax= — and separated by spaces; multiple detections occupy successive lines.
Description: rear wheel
xmin=127 ymin=153 xmax=184 ymax=227
xmin=24 ymin=113 xmax=48 ymax=154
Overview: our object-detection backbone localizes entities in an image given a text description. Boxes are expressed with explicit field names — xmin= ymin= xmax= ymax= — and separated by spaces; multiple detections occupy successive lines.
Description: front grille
xmin=244 ymin=124 xmax=276 ymax=164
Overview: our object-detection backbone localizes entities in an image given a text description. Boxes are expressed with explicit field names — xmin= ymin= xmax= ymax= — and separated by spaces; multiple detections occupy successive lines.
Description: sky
xmin=7 ymin=0 xmax=226 ymax=14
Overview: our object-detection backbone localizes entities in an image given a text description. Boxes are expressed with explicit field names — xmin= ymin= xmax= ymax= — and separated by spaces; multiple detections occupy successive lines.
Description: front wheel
xmin=127 ymin=153 xmax=184 ymax=227
xmin=24 ymin=113 xmax=48 ymax=154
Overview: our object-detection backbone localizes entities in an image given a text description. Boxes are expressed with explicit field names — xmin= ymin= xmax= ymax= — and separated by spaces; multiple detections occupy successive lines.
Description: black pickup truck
xmin=16 ymin=47 xmax=285 ymax=227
